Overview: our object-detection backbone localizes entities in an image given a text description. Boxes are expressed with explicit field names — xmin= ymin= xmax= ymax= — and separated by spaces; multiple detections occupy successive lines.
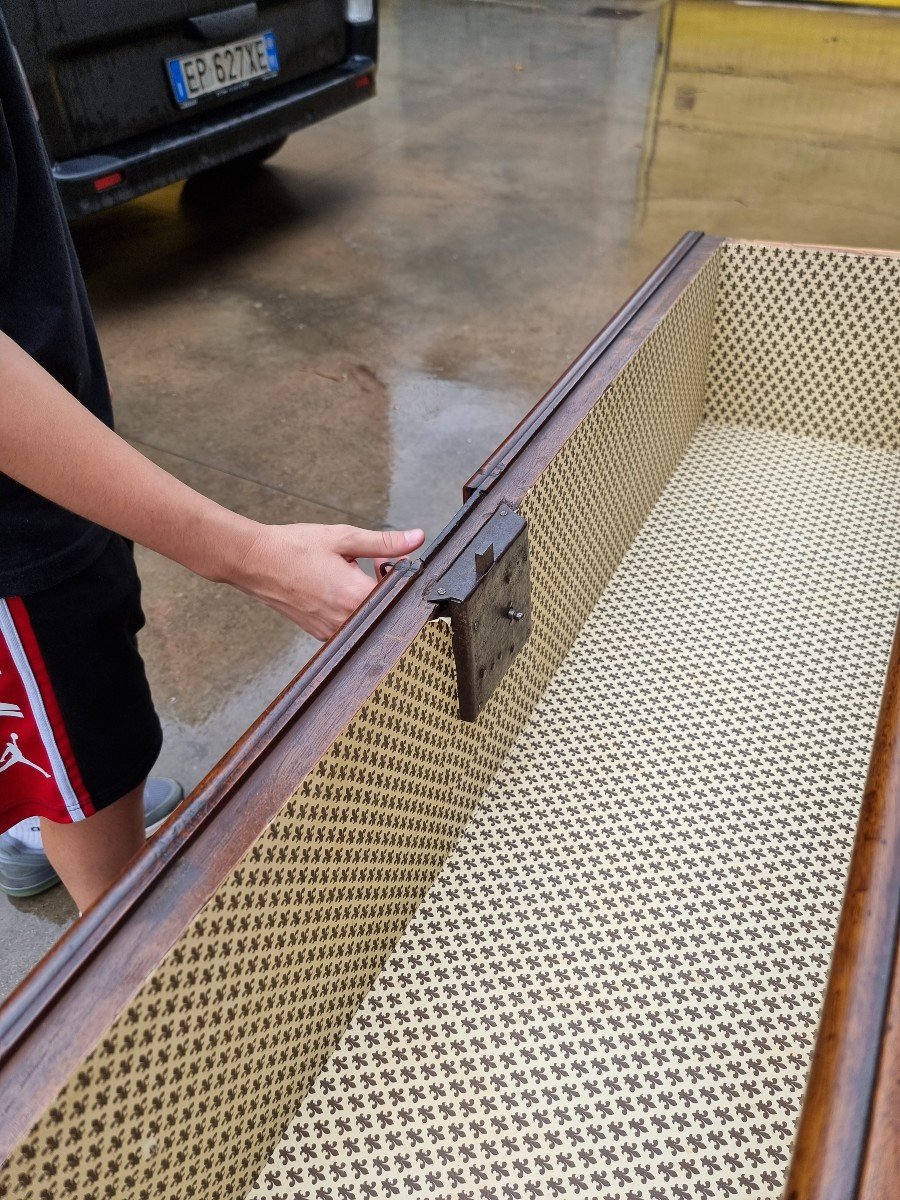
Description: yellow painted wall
xmin=817 ymin=0 xmax=898 ymax=8
xmin=636 ymin=0 xmax=900 ymax=251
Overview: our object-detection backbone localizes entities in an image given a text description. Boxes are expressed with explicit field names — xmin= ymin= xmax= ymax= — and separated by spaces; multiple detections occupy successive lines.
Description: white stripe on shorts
xmin=0 ymin=599 xmax=87 ymax=821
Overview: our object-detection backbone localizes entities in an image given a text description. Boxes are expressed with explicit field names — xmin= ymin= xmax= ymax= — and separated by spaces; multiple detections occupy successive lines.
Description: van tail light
xmin=93 ymin=172 xmax=124 ymax=193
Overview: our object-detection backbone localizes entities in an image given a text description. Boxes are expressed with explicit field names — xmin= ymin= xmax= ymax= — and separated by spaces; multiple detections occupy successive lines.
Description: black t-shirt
xmin=0 ymin=11 xmax=112 ymax=598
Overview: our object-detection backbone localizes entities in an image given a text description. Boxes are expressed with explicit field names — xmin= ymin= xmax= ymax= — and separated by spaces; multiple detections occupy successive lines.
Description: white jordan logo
xmin=0 ymin=733 xmax=50 ymax=778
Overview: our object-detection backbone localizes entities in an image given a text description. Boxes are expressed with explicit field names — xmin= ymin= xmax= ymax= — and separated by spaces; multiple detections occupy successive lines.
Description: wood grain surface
xmin=784 ymin=616 xmax=900 ymax=1200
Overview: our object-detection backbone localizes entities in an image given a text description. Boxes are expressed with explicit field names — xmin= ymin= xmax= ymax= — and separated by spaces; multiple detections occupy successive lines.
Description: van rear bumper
xmin=53 ymin=54 xmax=376 ymax=219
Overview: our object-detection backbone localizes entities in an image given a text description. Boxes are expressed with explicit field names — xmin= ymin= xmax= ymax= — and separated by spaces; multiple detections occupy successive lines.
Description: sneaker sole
xmin=145 ymin=812 xmax=177 ymax=837
xmin=0 ymin=874 xmax=61 ymax=899
xmin=0 ymin=790 xmax=182 ymax=901
xmin=0 ymin=813 xmax=176 ymax=900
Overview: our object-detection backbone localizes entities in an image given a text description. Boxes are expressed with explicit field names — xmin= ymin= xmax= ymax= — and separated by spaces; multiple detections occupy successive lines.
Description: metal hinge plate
xmin=426 ymin=503 xmax=532 ymax=721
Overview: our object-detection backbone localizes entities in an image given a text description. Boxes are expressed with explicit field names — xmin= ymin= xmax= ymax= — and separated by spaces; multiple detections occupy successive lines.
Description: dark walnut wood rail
xmin=784 ymin=615 xmax=900 ymax=1200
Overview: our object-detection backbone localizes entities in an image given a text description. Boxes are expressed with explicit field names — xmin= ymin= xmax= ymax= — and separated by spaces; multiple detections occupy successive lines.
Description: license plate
xmin=166 ymin=32 xmax=279 ymax=108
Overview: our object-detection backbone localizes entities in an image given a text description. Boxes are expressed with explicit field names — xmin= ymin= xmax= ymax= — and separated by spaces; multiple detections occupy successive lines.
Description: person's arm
xmin=0 ymin=331 xmax=424 ymax=640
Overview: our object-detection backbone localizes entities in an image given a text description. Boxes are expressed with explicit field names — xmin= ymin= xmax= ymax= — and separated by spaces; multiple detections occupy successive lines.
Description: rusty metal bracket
xmin=426 ymin=503 xmax=532 ymax=721
xmin=378 ymin=556 xmax=423 ymax=580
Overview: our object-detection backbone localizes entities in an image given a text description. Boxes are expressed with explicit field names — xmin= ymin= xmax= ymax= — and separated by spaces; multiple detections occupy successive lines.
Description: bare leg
xmin=41 ymin=780 xmax=146 ymax=914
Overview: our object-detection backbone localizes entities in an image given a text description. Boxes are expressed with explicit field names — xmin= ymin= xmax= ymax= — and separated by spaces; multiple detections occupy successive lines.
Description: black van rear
xmin=5 ymin=1 xmax=378 ymax=218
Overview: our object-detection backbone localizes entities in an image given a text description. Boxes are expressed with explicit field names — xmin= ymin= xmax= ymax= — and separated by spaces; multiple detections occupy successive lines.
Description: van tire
xmin=194 ymin=137 xmax=288 ymax=180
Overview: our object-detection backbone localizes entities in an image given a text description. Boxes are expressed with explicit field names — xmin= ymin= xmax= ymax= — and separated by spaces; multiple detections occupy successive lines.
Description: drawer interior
xmin=252 ymin=418 xmax=900 ymax=1199
xmin=2 ymin=239 xmax=898 ymax=1200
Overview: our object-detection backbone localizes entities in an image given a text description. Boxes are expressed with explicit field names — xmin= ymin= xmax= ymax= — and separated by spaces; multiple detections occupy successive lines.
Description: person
xmin=0 ymin=13 xmax=424 ymax=914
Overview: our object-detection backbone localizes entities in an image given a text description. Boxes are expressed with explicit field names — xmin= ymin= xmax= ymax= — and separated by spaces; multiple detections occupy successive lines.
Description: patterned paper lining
xmin=707 ymin=242 xmax=900 ymax=450
xmin=253 ymin=422 xmax=900 ymax=1199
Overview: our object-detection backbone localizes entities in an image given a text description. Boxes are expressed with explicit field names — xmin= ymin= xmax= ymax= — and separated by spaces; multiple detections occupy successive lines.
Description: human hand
xmin=229 ymin=522 xmax=425 ymax=640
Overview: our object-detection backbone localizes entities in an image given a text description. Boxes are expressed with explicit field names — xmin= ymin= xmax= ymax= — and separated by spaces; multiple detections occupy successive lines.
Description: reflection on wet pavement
xmin=2 ymin=0 xmax=899 ymax=998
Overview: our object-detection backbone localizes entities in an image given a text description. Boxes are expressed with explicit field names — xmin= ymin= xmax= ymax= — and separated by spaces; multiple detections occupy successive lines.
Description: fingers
xmin=272 ymin=562 xmax=374 ymax=641
xmin=247 ymin=523 xmax=427 ymax=643
xmin=320 ymin=559 xmax=375 ymax=640
xmin=337 ymin=525 xmax=425 ymax=561
xmin=341 ymin=558 xmax=377 ymax=605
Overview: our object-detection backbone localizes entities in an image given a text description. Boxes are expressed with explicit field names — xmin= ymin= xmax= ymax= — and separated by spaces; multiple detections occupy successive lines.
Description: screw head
xmin=438 ymin=586 xmax=446 ymax=595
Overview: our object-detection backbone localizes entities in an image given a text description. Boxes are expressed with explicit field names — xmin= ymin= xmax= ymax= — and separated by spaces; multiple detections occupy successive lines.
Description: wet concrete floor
xmin=2 ymin=0 xmax=900 ymax=997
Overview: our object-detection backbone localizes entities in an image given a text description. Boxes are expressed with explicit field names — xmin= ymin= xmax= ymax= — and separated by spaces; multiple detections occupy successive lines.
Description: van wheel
xmin=195 ymin=137 xmax=288 ymax=180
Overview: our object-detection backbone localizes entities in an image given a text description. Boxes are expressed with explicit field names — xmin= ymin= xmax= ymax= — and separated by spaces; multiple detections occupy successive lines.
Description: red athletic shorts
xmin=0 ymin=536 xmax=162 ymax=834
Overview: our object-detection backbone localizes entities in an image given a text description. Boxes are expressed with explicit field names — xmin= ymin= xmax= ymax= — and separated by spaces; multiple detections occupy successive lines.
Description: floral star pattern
xmin=707 ymin=242 xmax=899 ymax=450
xmin=254 ymin=422 xmax=900 ymax=1200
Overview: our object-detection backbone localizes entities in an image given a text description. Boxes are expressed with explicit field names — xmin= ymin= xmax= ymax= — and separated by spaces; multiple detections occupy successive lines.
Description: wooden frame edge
xmin=857 ymin=919 xmax=900 ymax=1199
xmin=784 ymin=615 xmax=900 ymax=1200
